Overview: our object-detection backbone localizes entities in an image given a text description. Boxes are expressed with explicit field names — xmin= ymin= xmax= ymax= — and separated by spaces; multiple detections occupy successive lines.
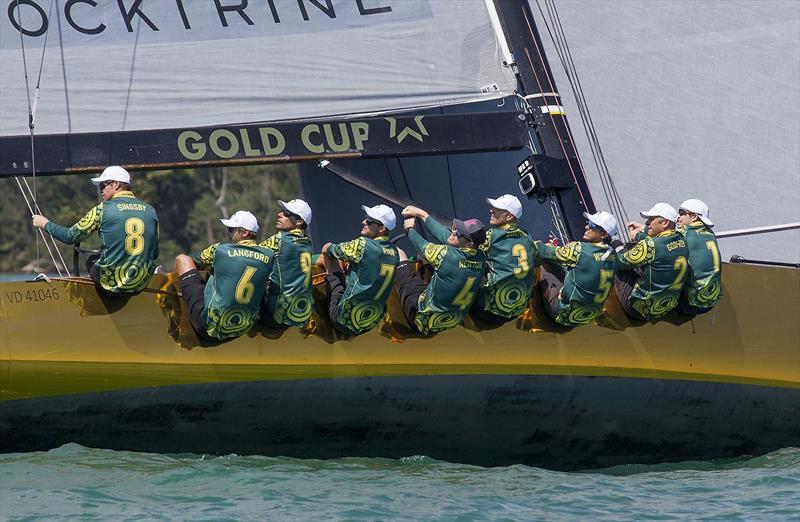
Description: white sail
xmin=0 ymin=0 xmax=515 ymax=137
xmin=533 ymin=0 xmax=800 ymax=262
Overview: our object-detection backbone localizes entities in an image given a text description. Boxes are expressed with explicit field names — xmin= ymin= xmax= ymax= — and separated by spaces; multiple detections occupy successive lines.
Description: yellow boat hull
xmin=1 ymin=263 xmax=798 ymax=468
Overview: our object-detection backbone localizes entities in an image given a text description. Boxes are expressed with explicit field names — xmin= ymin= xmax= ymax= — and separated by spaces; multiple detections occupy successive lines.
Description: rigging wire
xmin=396 ymin=158 xmax=414 ymax=200
xmin=445 ymin=153 xmax=457 ymax=218
xmin=545 ymin=0 xmax=629 ymax=227
xmin=12 ymin=178 xmax=65 ymax=277
xmin=519 ymin=8 xmax=589 ymax=211
xmin=13 ymin=0 xmax=69 ymax=276
xmin=533 ymin=0 xmax=631 ymax=236
xmin=532 ymin=0 xmax=616 ymax=226
xmin=19 ymin=176 xmax=70 ymax=275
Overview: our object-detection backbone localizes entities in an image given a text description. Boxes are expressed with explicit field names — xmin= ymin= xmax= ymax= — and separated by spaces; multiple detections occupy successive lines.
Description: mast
xmin=491 ymin=0 xmax=596 ymax=240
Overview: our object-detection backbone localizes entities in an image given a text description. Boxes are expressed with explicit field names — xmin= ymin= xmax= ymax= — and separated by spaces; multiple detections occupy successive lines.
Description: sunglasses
xmin=678 ymin=209 xmax=691 ymax=216
xmin=99 ymin=181 xmax=113 ymax=190
xmin=281 ymin=210 xmax=301 ymax=220
xmin=364 ymin=217 xmax=381 ymax=227
xmin=450 ymin=222 xmax=464 ymax=238
xmin=586 ymin=220 xmax=602 ymax=231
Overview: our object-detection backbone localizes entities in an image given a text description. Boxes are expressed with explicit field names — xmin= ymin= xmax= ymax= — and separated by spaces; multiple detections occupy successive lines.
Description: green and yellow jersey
xmin=328 ymin=236 xmax=399 ymax=334
xmin=44 ymin=191 xmax=159 ymax=294
xmin=538 ymin=241 xmax=616 ymax=325
xmin=477 ymin=224 xmax=538 ymax=319
xmin=618 ymin=230 xmax=690 ymax=319
xmin=679 ymin=221 xmax=723 ymax=308
xmin=408 ymin=217 xmax=485 ymax=334
xmin=260 ymin=229 xmax=314 ymax=327
xmin=192 ymin=240 xmax=274 ymax=340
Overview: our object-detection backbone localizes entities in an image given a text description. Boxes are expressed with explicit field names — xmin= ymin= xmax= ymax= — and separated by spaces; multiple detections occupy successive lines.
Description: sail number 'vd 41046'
xmin=4 ymin=288 xmax=60 ymax=305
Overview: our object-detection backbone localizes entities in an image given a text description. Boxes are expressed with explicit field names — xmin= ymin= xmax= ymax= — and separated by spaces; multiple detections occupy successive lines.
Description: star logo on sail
xmin=385 ymin=116 xmax=428 ymax=143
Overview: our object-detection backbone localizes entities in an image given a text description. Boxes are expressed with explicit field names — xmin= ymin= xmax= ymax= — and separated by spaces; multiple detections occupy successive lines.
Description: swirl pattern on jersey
xmin=492 ymin=280 xmax=529 ymax=315
xmin=207 ymin=307 xmax=254 ymax=339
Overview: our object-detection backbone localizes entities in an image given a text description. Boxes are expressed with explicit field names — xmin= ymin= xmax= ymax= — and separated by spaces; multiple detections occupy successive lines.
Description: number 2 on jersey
xmin=669 ymin=256 xmax=688 ymax=290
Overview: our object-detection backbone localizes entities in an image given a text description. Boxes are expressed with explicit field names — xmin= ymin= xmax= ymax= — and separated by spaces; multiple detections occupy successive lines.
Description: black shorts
xmin=394 ymin=261 xmax=428 ymax=325
xmin=538 ymin=262 xmax=565 ymax=319
xmin=469 ymin=305 xmax=510 ymax=325
xmin=180 ymin=269 xmax=211 ymax=339
xmin=614 ymin=269 xmax=644 ymax=320
xmin=258 ymin=294 xmax=282 ymax=328
xmin=325 ymin=272 xmax=350 ymax=333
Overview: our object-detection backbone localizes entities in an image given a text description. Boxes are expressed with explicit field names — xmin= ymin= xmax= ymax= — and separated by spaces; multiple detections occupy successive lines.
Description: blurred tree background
xmin=1 ymin=164 xmax=300 ymax=274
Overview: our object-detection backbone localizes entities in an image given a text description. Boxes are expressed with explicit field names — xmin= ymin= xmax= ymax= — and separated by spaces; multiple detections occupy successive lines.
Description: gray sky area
xmin=531 ymin=0 xmax=799 ymax=262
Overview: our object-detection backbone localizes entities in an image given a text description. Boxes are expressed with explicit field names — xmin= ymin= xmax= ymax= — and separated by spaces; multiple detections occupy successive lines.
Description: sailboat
xmin=1 ymin=0 xmax=797 ymax=470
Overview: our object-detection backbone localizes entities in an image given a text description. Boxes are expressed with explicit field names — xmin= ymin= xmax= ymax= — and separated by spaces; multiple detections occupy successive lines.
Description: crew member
xmin=319 ymin=204 xmax=399 ymax=335
xmin=473 ymin=194 xmax=538 ymax=323
xmin=32 ymin=166 xmax=159 ymax=295
xmin=175 ymin=211 xmax=274 ymax=341
xmin=396 ymin=206 xmax=486 ymax=335
xmin=259 ymin=199 xmax=314 ymax=328
xmin=677 ymin=199 xmax=722 ymax=314
xmin=616 ymin=203 xmax=689 ymax=320
xmin=537 ymin=211 xmax=618 ymax=325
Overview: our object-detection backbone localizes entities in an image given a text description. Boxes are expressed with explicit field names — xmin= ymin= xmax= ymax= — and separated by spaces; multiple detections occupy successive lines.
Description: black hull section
xmin=1 ymin=375 xmax=797 ymax=470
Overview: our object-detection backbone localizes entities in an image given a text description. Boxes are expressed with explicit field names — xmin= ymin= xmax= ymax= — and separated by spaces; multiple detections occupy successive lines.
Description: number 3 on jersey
xmin=124 ymin=217 xmax=145 ymax=255
xmin=512 ymin=244 xmax=529 ymax=279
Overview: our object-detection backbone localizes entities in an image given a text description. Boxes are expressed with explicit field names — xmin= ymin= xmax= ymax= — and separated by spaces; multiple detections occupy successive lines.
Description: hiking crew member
xmin=259 ymin=199 xmax=314 ymax=328
xmin=319 ymin=205 xmax=399 ymax=335
xmin=32 ymin=166 xmax=159 ymax=295
xmin=175 ymin=211 xmax=274 ymax=341
xmin=677 ymin=199 xmax=722 ymax=314
xmin=396 ymin=206 xmax=486 ymax=334
xmin=537 ymin=211 xmax=618 ymax=326
xmin=474 ymin=194 xmax=538 ymax=323
xmin=616 ymin=203 xmax=690 ymax=320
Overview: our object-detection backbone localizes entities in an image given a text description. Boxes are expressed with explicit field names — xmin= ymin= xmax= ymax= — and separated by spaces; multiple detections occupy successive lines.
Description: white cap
xmin=91 ymin=166 xmax=131 ymax=186
xmin=486 ymin=194 xmax=523 ymax=218
xmin=679 ymin=199 xmax=714 ymax=227
xmin=220 ymin=210 xmax=259 ymax=233
xmin=278 ymin=199 xmax=312 ymax=224
xmin=361 ymin=204 xmax=396 ymax=231
xmin=583 ymin=211 xmax=618 ymax=236
xmin=640 ymin=202 xmax=678 ymax=223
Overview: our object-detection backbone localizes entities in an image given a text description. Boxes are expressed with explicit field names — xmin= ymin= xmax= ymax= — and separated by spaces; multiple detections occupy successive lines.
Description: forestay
xmin=0 ymin=0 xmax=516 ymax=137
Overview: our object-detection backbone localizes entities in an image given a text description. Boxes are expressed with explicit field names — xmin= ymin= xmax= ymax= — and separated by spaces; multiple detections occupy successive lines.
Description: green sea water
xmin=1 ymin=445 xmax=798 ymax=521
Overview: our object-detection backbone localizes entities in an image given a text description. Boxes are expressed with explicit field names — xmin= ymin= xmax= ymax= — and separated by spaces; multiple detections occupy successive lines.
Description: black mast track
xmin=0 ymin=110 xmax=528 ymax=178
xmin=492 ymin=0 xmax=596 ymax=239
